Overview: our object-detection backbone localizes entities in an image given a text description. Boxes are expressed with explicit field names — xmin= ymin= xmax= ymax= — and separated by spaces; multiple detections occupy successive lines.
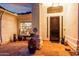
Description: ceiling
xmin=0 ymin=3 xmax=32 ymax=14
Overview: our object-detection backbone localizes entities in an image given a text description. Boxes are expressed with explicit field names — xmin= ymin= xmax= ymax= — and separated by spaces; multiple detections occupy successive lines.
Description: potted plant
xmin=18 ymin=35 xmax=22 ymax=41
xmin=61 ymin=36 xmax=65 ymax=44
xmin=13 ymin=34 xmax=16 ymax=42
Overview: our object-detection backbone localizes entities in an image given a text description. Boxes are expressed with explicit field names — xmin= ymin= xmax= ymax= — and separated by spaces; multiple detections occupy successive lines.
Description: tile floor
xmin=0 ymin=40 xmax=76 ymax=56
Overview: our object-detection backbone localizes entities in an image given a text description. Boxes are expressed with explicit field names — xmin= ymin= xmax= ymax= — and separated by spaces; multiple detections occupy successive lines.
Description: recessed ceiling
xmin=0 ymin=3 xmax=32 ymax=14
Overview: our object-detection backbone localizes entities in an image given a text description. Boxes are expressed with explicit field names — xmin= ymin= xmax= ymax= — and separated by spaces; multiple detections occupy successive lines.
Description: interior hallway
xmin=0 ymin=40 xmax=76 ymax=56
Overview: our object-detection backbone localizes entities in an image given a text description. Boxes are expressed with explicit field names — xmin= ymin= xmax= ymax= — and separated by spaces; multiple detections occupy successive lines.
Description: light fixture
xmin=43 ymin=3 xmax=53 ymax=7
xmin=53 ymin=3 xmax=58 ymax=7
xmin=58 ymin=3 xmax=64 ymax=6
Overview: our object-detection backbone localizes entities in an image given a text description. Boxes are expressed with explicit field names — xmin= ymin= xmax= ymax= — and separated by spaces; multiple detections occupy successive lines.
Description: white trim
xmin=0 ymin=8 xmax=17 ymax=16
xmin=47 ymin=12 xmax=63 ymax=16
xmin=65 ymin=35 xmax=77 ymax=51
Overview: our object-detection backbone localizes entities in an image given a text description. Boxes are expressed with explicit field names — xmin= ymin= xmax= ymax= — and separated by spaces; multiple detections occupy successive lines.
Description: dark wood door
xmin=50 ymin=16 xmax=60 ymax=42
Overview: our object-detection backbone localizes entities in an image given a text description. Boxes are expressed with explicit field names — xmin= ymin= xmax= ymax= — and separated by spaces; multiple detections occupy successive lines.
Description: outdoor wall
xmin=17 ymin=14 xmax=32 ymax=21
xmin=63 ymin=4 xmax=78 ymax=51
xmin=0 ymin=10 xmax=4 ymax=44
xmin=32 ymin=4 xmax=47 ymax=47
xmin=1 ymin=12 xmax=17 ymax=44
xmin=32 ymin=4 xmax=39 ymax=31
xmin=17 ymin=14 xmax=32 ymax=35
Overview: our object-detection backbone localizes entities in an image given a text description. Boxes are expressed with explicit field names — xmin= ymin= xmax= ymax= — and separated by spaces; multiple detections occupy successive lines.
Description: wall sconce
xmin=52 ymin=3 xmax=59 ymax=7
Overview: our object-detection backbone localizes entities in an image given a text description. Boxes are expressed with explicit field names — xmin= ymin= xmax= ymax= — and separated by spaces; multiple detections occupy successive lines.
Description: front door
xmin=50 ymin=16 xmax=60 ymax=42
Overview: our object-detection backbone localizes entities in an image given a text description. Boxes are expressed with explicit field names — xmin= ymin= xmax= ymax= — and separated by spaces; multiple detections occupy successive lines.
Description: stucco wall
xmin=1 ymin=12 xmax=17 ymax=44
xmin=17 ymin=14 xmax=32 ymax=21
xmin=39 ymin=3 xmax=78 ymax=51
xmin=32 ymin=4 xmax=39 ymax=31
xmin=39 ymin=4 xmax=47 ymax=40
xmin=63 ymin=4 xmax=78 ymax=51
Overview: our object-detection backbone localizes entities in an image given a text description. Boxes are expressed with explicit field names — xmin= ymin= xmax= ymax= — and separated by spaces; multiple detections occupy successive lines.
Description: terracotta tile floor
xmin=0 ymin=40 xmax=76 ymax=56
xmin=34 ymin=41 xmax=76 ymax=56
xmin=0 ymin=41 xmax=28 ymax=56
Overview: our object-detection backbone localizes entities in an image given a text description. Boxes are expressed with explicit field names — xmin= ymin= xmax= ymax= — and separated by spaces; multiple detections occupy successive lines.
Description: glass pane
xmin=19 ymin=22 xmax=32 ymax=36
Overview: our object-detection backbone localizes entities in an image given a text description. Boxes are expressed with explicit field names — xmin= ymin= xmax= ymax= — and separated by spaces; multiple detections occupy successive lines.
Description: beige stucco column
xmin=76 ymin=4 xmax=79 ymax=55
xmin=0 ymin=10 xmax=4 ymax=44
xmin=39 ymin=4 xmax=47 ymax=40
xmin=32 ymin=4 xmax=42 ymax=48
xmin=32 ymin=4 xmax=39 ymax=31
xmin=39 ymin=4 xmax=47 ymax=47
xmin=32 ymin=3 xmax=47 ymax=48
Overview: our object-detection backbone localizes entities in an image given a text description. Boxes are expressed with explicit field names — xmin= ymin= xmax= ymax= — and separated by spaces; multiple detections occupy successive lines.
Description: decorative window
xmin=19 ymin=22 xmax=32 ymax=36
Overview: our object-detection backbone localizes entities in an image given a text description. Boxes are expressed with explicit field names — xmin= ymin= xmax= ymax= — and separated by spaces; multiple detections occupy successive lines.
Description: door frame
xmin=47 ymin=15 xmax=63 ymax=42
xmin=50 ymin=16 xmax=60 ymax=41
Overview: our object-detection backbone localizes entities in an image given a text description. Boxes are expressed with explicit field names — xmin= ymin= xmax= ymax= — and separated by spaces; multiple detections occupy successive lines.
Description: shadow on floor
xmin=16 ymin=48 xmax=33 ymax=56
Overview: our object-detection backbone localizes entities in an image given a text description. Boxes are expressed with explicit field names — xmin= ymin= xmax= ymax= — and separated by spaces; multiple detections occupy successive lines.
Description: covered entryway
xmin=0 ymin=3 xmax=79 ymax=56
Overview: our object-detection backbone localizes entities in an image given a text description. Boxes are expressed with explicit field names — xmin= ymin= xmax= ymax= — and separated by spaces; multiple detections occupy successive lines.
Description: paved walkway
xmin=34 ymin=41 xmax=75 ymax=56
xmin=0 ymin=41 xmax=76 ymax=56
xmin=0 ymin=41 xmax=28 ymax=56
